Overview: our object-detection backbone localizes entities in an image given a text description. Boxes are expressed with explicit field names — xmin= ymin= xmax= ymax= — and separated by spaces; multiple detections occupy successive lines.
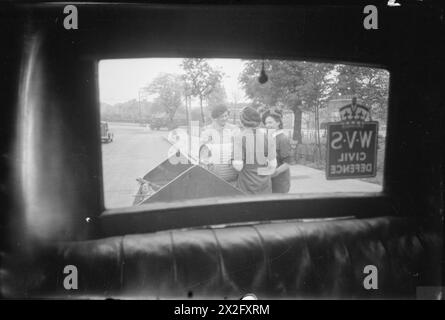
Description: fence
xmin=293 ymin=143 xmax=326 ymax=167
xmin=301 ymin=129 xmax=327 ymax=144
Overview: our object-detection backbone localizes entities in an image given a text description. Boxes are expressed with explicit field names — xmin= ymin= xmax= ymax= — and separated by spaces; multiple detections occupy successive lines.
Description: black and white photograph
xmin=0 ymin=0 xmax=443 ymax=304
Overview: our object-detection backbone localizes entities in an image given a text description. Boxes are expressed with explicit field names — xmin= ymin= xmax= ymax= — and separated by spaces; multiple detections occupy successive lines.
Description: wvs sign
xmin=326 ymin=121 xmax=379 ymax=180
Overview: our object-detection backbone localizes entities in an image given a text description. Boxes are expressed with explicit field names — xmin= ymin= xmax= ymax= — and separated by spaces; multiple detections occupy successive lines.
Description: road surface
xmin=101 ymin=123 xmax=171 ymax=208
xmin=102 ymin=122 xmax=381 ymax=208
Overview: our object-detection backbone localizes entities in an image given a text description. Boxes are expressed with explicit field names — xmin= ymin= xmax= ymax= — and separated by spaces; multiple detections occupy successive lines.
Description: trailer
xmin=133 ymin=146 xmax=244 ymax=205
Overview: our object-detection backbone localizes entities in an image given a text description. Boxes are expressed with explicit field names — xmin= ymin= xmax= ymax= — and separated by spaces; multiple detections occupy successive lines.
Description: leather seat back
xmin=13 ymin=216 xmax=443 ymax=299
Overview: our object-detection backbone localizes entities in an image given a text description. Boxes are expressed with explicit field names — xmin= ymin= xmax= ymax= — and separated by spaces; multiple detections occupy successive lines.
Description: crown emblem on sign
xmin=339 ymin=97 xmax=370 ymax=125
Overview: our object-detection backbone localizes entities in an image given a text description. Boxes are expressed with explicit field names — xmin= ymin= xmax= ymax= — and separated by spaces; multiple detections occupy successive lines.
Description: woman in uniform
xmin=232 ymin=107 xmax=277 ymax=194
xmin=262 ymin=109 xmax=291 ymax=193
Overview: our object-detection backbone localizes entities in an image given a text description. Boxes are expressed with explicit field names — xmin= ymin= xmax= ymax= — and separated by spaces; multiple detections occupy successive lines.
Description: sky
xmin=98 ymin=58 xmax=249 ymax=105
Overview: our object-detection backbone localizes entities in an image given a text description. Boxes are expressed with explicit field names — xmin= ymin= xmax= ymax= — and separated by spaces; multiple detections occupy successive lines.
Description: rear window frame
xmin=95 ymin=56 xmax=393 ymax=237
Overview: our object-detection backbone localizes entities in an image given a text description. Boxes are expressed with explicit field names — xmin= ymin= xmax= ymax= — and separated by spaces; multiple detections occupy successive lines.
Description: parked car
xmin=100 ymin=121 xmax=114 ymax=143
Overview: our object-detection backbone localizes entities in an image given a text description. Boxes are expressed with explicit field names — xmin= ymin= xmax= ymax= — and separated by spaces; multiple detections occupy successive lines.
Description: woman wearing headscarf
xmin=232 ymin=107 xmax=277 ymax=194
xmin=262 ymin=109 xmax=291 ymax=193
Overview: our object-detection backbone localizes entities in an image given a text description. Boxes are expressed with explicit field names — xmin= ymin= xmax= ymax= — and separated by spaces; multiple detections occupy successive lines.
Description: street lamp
xmin=138 ymin=89 xmax=141 ymax=121
xmin=138 ymin=88 xmax=145 ymax=124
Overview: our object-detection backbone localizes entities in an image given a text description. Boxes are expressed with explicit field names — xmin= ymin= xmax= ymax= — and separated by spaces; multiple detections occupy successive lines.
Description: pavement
xmin=288 ymin=165 xmax=381 ymax=194
xmin=102 ymin=122 xmax=382 ymax=209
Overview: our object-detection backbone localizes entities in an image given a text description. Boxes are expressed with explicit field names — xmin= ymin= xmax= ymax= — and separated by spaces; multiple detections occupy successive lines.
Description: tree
xmin=206 ymin=82 xmax=228 ymax=110
xmin=181 ymin=58 xmax=224 ymax=123
xmin=145 ymin=73 xmax=184 ymax=122
xmin=239 ymin=60 xmax=335 ymax=143
xmin=229 ymin=90 xmax=243 ymax=123
xmin=101 ymin=99 xmax=156 ymax=122
xmin=240 ymin=60 xmax=301 ymax=141
xmin=332 ymin=65 xmax=389 ymax=124
xmin=298 ymin=62 xmax=336 ymax=162
xmin=181 ymin=74 xmax=192 ymax=126
xmin=239 ymin=59 xmax=388 ymax=150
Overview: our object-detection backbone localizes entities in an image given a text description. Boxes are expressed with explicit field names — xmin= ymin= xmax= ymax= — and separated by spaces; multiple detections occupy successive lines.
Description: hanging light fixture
xmin=258 ymin=61 xmax=268 ymax=84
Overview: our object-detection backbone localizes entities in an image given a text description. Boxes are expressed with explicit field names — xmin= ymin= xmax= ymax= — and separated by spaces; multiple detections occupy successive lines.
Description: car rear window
xmin=98 ymin=58 xmax=389 ymax=209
